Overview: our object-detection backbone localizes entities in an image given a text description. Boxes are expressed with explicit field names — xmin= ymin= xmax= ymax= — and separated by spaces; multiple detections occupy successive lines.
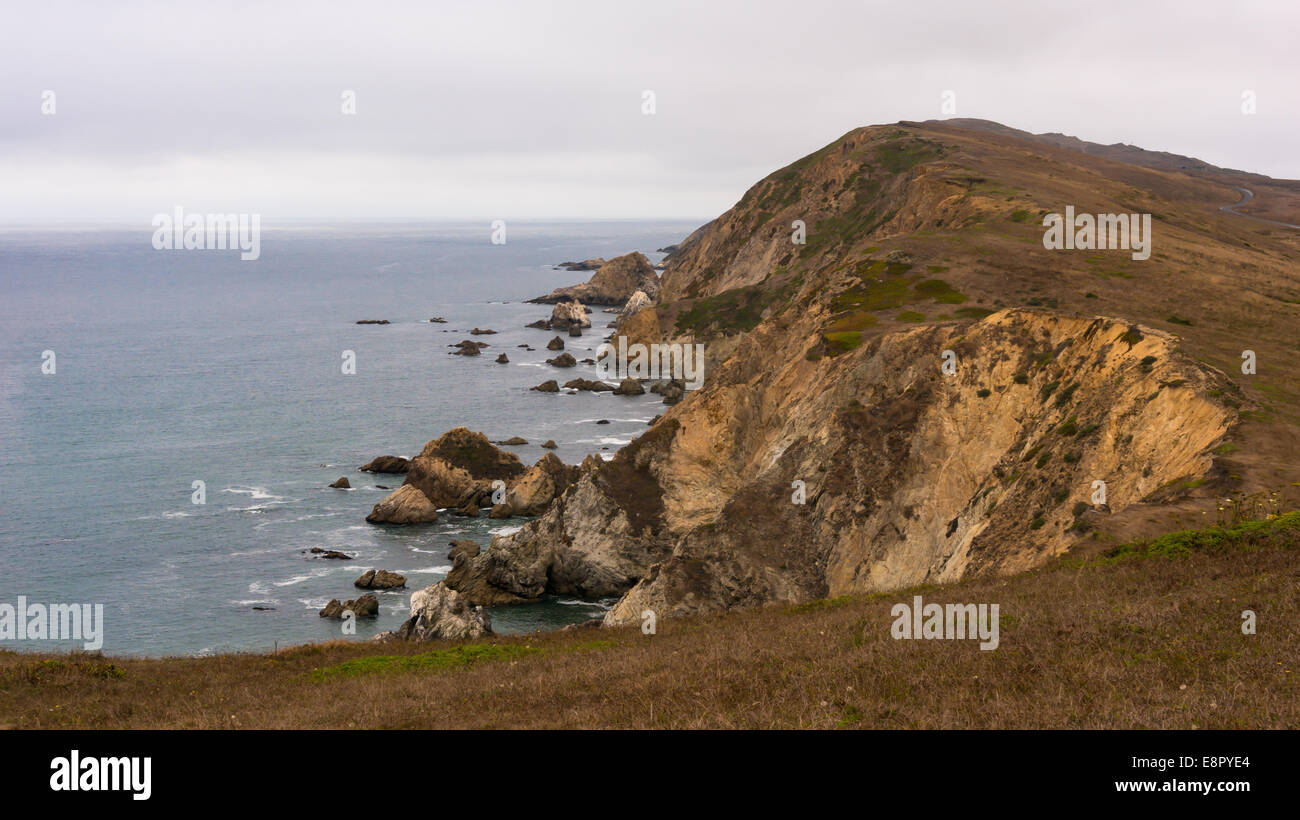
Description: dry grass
xmin=3 ymin=516 xmax=1297 ymax=729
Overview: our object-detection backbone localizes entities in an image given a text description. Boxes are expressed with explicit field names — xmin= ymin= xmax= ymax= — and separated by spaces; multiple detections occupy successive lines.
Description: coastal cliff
xmin=443 ymin=120 xmax=1300 ymax=625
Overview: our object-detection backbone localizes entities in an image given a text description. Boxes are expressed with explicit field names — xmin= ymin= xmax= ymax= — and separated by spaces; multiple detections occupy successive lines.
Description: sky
xmin=1 ymin=0 xmax=1297 ymax=222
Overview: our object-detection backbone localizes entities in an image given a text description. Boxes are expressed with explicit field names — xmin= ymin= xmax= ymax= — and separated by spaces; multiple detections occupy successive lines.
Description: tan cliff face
xmin=446 ymin=119 xmax=1299 ymax=624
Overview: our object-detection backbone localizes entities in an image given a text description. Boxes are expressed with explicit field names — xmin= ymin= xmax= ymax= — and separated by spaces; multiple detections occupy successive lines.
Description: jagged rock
xmin=650 ymin=379 xmax=684 ymax=404
xmin=377 ymin=582 xmax=491 ymax=641
xmin=417 ymin=428 xmax=526 ymax=481
xmin=613 ymin=378 xmax=645 ymax=395
xmin=550 ymin=300 xmax=591 ymax=330
xmin=329 ymin=477 xmax=351 ymax=489
xmin=452 ymin=340 xmax=483 ymax=356
xmin=547 ymin=353 xmax=577 ymax=368
xmin=320 ymin=594 xmax=378 ymax=619
xmin=489 ymin=453 xmax=582 ymax=517
xmin=447 ymin=540 xmax=481 ymax=562
xmin=360 ymin=455 xmax=410 ymax=474
xmin=402 ymin=456 xmax=477 ymax=508
xmin=621 ymin=290 xmax=652 ymax=317
xmin=354 ymin=569 xmax=407 ymax=589
xmin=541 ymin=440 xmax=558 ymax=449
xmin=470 ymin=328 xmax=496 ymax=335
xmin=495 ymin=353 xmax=509 ymax=363
xmin=365 ymin=484 xmax=440 ymax=525
xmin=453 ymin=500 xmax=480 ymax=518
xmin=429 ymin=317 xmax=447 ymax=323
xmin=526 ymin=319 xmax=551 ymax=329
xmin=531 ymin=380 xmax=560 ymax=392
xmin=547 ymin=336 xmax=565 ymax=351
xmin=569 ymin=324 xmax=582 ymax=337
xmin=534 ymin=253 xmax=660 ymax=305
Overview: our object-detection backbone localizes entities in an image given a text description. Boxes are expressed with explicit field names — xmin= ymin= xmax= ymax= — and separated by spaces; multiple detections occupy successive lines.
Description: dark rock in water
xmin=556 ymin=258 xmax=606 ymax=272
xmin=547 ymin=336 xmax=565 ymax=351
xmin=429 ymin=317 xmax=447 ymax=323
xmin=356 ymin=319 xmax=390 ymax=325
xmin=564 ymin=378 xmax=613 ymax=392
xmin=376 ymin=484 xmax=391 ymax=490
xmin=541 ymin=439 xmax=558 ymax=449
xmin=568 ymin=324 xmax=582 ymax=337
xmin=596 ymin=419 xmax=611 ymax=425
xmin=329 ymin=476 xmax=351 ymax=489
xmin=531 ymin=380 xmax=560 ymax=393
xmin=447 ymin=540 xmax=481 ymax=562
xmin=546 ymin=353 xmax=577 ymax=368
xmin=526 ymin=319 xmax=550 ymax=329
xmin=360 ymin=455 xmax=410 ymax=474
xmin=320 ymin=594 xmax=379 ymax=619
xmin=452 ymin=340 xmax=483 ymax=356
xmin=471 ymin=327 xmax=496 ymax=335
xmin=494 ymin=436 xmax=528 ymax=445
xmin=309 ymin=548 xmax=354 ymax=560
xmin=252 ymin=606 xmax=276 ymax=611
xmin=580 ymin=358 xmax=595 ymax=365
xmin=375 ymin=582 xmax=490 ymax=642
xmin=613 ymin=378 xmax=645 ymax=396
xmin=495 ymin=353 xmax=509 ymax=363
xmin=354 ymin=569 xmax=407 ymax=589
xmin=647 ymin=415 xmax=661 ymax=426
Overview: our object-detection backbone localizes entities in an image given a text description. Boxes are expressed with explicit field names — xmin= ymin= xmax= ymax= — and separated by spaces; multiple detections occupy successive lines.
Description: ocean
xmin=0 ymin=220 xmax=699 ymax=656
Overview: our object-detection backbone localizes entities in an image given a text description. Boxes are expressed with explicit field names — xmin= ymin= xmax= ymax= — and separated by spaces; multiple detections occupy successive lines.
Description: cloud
xmin=1 ymin=0 xmax=1296 ymax=219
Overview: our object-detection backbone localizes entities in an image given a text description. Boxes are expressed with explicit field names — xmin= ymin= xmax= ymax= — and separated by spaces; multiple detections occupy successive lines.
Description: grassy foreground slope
xmin=3 ymin=514 xmax=1296 ymax=729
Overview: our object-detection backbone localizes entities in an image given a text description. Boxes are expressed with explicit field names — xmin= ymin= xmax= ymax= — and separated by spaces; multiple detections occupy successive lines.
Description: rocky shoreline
xmin=329 ymin=251 xmax=678 ymax=641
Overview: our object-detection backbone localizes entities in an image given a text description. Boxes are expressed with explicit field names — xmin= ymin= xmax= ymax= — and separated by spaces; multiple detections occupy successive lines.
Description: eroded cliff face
xmin=448 ymin=309 xmax=1235 ymax=620
xmin=444 ymin=121 xmax=1260 ymax=623
xmin=605 ymin=310 xmax=1234 ymax=623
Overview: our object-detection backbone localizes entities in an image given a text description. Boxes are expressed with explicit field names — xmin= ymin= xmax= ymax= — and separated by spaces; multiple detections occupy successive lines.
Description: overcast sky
xmin=1 ymin=0 xmax=1296 ymax=222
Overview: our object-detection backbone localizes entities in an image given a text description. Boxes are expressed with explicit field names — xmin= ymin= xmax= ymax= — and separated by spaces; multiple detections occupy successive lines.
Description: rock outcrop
xmin=354 ymin=569 xmax=407 ymax=589
xmin=550 ymin=300 xmax=591 ymax=331
xmin=320 ymin=594 xmax=379 ymax=619
xmin=489 ymin=453 xmax=582 ymax=517
xmin=366 ymin=428 xmax=533 ymax=525
xmin=377 ymin=582 xmax=491 ymax=641
xmin=329 ymin=477 xmax=351 ymax=489
xmin=365 ymin=484 xmax=440 ymax=524
xmin=360 ymin=455 xmax=410 ymax=474
xmin=533 ymin=252 xmax=660 ymax=305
